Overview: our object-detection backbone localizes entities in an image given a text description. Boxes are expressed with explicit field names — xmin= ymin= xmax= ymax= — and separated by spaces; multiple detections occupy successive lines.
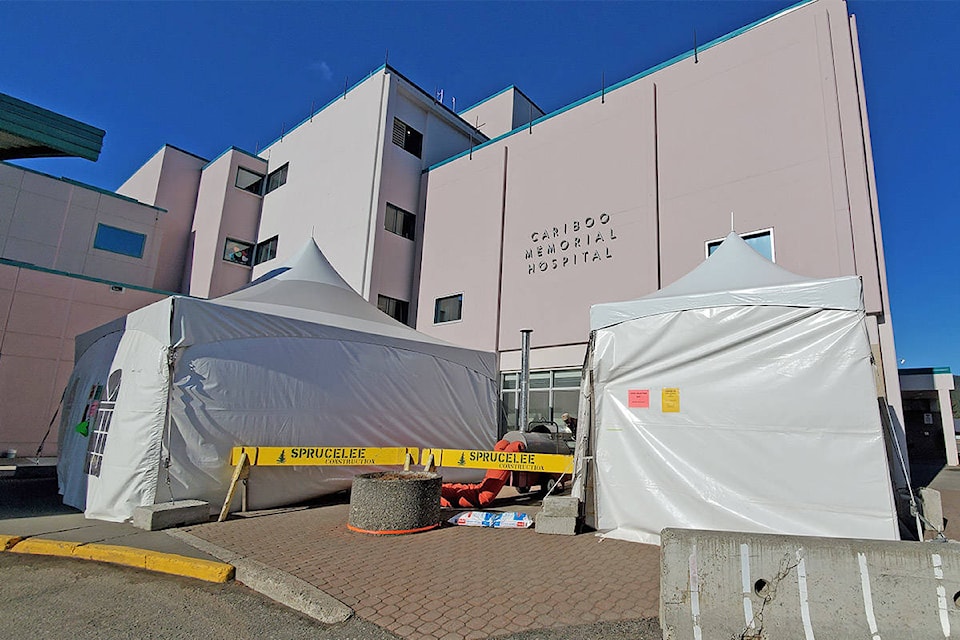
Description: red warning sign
xmin=628 ymin=389 xmax=650 ymax=408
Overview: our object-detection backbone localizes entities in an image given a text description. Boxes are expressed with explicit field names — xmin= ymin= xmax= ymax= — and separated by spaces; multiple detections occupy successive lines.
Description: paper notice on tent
xmin=628 ymin=389 xmax=649 ymax=408
xmin=661 ymin=388 xmax=680 ymax=412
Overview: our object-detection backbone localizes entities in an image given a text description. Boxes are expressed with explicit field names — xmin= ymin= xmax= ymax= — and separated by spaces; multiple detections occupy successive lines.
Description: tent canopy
xmin=578 ymin=232 xmax=899 ymax=544
xmin=590 ymin=232 xmax=863 ymax=329
xmin=59 ymin=240 xmax=498 ymax=521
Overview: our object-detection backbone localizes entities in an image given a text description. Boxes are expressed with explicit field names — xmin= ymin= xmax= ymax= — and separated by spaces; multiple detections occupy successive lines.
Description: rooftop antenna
xmin=694 ymin=29 xmax=699 ymax=64
xmin=452 ymin=96 xmax=456 ymax=112
xmin=602 ymin=71 xmax=606 ymax=104
xmin=528 ymin=104 xmax=533 ymax=134
xmin=384 ymin=48 xmax=389 ymax=67
xmin=469 ymin=116 xmax=485 ymax=159
xmin=730 ymin=211 xmax=735 ymax=233
xmin=310 ymin=99 xmax=314 ymax=122
xmin=280 ymin=122 xmax=285 ymax=142
xmin=343 ymin=76 xmax=349 ymax=99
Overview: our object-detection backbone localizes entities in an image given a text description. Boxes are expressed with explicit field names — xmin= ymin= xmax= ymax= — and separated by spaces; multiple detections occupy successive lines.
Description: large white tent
xmin=574 ymin=233 xmax=901 ymax=544
xmin=58 ymin=240 xmax=498 ymax=522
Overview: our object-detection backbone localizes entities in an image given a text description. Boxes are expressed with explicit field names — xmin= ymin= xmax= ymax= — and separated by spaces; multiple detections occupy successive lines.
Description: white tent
xmin=58 ymin=240 xmax=498 ymax=522
xmin=574 ymin=233 xmax=900 ymax=544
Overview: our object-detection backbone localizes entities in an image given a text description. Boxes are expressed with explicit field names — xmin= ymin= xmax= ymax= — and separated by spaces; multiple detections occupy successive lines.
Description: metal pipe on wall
xmin=519 ymin=329 xmax=533 ymax=432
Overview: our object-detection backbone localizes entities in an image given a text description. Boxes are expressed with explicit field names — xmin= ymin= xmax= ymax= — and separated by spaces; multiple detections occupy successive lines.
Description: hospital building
xmin=3 ymin=0 xmax=945 ymax=462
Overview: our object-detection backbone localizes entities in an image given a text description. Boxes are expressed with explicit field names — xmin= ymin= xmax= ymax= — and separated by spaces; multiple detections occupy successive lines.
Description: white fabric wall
xmin=587 ymin=304 xmax=899 ymax=544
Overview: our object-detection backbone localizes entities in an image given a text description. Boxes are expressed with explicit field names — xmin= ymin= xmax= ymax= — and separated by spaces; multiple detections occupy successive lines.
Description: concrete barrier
xmin=661 ymin=527 xmax=960 ymax=639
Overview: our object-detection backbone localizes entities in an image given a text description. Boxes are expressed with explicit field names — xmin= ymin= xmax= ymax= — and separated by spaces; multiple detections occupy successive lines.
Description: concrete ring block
xmin=348 ymin=471 xmax=442 ymax=535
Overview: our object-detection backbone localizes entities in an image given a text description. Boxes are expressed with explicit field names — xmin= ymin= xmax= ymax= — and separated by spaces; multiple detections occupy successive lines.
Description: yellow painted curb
xmin=0 ymin=534 xmax=23 ymax=550
xmin=7 ymin=537 xmax=234 ymax=583
xmin=11 ymin=538 xmax=81 ymax=556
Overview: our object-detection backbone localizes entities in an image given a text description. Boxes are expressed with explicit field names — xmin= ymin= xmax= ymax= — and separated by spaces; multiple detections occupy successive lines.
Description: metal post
xmin=519 ymin=329 xmax=533 ymax=432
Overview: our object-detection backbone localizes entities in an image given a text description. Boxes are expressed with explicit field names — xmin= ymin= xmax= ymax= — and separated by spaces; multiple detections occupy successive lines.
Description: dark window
xmin=235 ymin=167 xmax=264 ymax=194
xmin=265 ymin=163 xmax=288 ymax=194
xmin=223 ymin=238 xmax=253 ymax=266
xmin=377 ymin=295 xmax=409 ymax=324
xmin=392 ymin=118 xmax=423 ymax=158
xmin=384 ymin=203 xmax=416 ymax=241
xmin=254 ymin=236 xmax=278 ymax=265
xmin=93 ymin=224 xmax=146 ymax=258
xmin=434 ymin=294 xmax=462 ymax=323
xmin=707 ymin=229 xmax=773 ymax=261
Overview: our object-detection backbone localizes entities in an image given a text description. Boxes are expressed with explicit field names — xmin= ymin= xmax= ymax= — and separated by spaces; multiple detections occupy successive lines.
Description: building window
xmin=235 ymin=167 xmax=264 ymax=195
xmin=93 ymin=223 xmax=146 ymax=258
xmin=264 ymin=163 xmax=288 ymax=194
xmin=223 ymin=238 xmax=253 ymax=266
xmin=254 ymin=236 xmax=278 ymax=265
xmin=500 ymin=368 xmax=582 ymax=433
xmin=434 ymin=294 xmax=462 ymax=323
xmin=392 ymin=118 xmax=423 ymax=158
xmin=707 ymin=229 xmax=774 ymax=261
xmin=377 ymin=295 xmax=409 ymax=324
xmin=385 ymin=203 xmax=416 ymax=241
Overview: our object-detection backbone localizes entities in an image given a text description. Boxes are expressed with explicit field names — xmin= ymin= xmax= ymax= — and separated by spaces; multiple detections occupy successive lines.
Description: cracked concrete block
xmin=660 ymin=527 xmax=960 ymax=640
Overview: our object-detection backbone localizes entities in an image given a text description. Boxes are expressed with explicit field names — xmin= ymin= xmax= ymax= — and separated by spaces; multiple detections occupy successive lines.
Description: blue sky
xmin=2 ymin=1 xmax=957 ymax=373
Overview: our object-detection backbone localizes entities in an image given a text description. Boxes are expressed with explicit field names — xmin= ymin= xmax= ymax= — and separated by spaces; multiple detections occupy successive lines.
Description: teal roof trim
xmin=900 ymin=367 xmax=953 ymax=376
xmin=427 ymin=0 xmax=816 ymax=173
xmin=260 ymin=64 xmax=388 ymax=152
xmin=458 ymin=85 xmax=515 ymax=115
xmin=458 ymin=85 xmax=545 ymax=118
xmin=202 ymin=146 xmax=266 ymax=170
xmin=0 ymin=93 xmax=105 ymax=162
xmin=1 ymin=161 xmax=165 ymax=213
xmin=0 ymin=257 xmax=180 ymax=297
xmin=260 ymin=63 xmax=488 ymax=153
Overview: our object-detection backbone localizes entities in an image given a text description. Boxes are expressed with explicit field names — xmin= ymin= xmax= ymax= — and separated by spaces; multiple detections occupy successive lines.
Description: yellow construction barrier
xmin=421 ymin=448 xmax=573 ymax=474
xmin=229 ymin=446 xmax=419 ymax=467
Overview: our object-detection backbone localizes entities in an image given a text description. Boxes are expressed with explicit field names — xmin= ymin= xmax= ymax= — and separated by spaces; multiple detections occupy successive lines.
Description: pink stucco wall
xmin=0 ymin=264 xmax=163 ymax=455
xmin=417 ymin=0 xmax=898 ymax=402
xmin=117 ymin=145 xmax=206 ymax=293
xmin=188 ymin=150 xmax=266 ymax=299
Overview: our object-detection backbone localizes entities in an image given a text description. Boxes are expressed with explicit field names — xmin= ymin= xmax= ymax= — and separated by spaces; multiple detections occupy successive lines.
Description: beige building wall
xmin=417 ymin=0 xmax=902 ymax=408
xmin=254 ymin=67 xmax=481 ymax=313
xmin=252 ymin=72 xmax=388 ymax=292
xmin=459 ymin=86 xmax=545 ymax=139
xmin=0 ymin=162 xmax=164 ymax=288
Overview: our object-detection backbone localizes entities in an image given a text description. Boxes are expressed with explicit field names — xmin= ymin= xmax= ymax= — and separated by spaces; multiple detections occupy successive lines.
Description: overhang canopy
xmin=0 ymin=93 xmax=105 ymax=162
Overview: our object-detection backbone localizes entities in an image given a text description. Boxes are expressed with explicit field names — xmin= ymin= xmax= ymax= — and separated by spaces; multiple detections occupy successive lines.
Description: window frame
xmin=392 ymin=118 xmax=423 ymax=159
xmin=222 ymin=238 xmax=254 ymax=266
xmin=254 ymin=236 xmax=278 ymax=265
xmin=433 ymin=293 xmax=463 ymax=324
xmin=499 ymin=368 xmax=582 ymax=434
xmin=377 ymin=294 xmax=410 ymax=324
xmin=706 ymin=228 xmax=775 ymax=261
xmin=264 ymin=163 xmax=288 ymax=195
xmin=235 ymin=166 xmax=265 ymax=195
xmin=93 ymin=223 xmax=146 ymax=259
xmin=384 ymin=203 xmax=416 ymax=241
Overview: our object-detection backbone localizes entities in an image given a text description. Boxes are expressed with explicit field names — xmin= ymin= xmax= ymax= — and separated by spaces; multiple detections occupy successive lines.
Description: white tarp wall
xmin=580 ymin=233 xmax=899 ymax=544
xmin=57 ymin=319 xmax=124 ymax=510
xmin=59 ymin=240 xmax=499 ymax=522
